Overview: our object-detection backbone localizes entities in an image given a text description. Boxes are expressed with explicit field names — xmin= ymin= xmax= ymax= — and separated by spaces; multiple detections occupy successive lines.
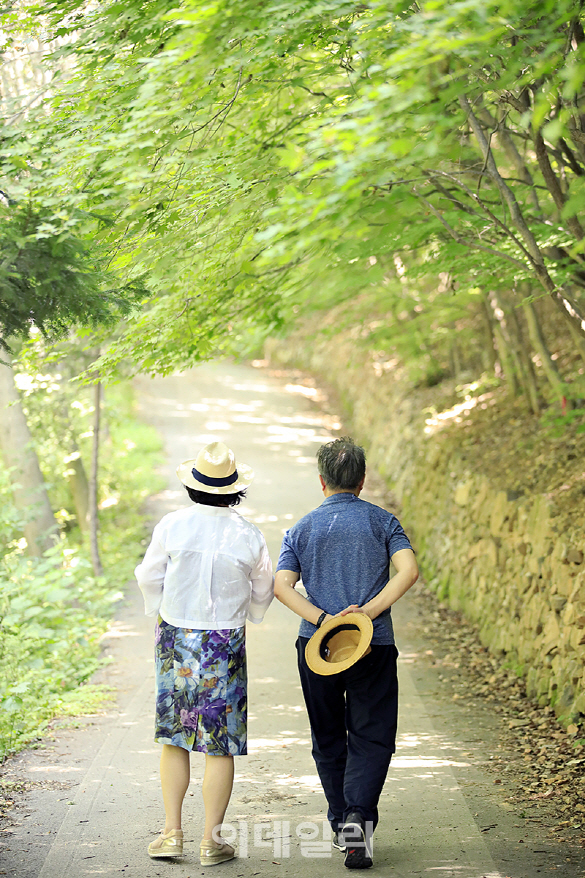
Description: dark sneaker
xmin=332 ymin=831 xmax=346 ymax=852
xmin=342 ymin=812 xmax=373 ymax=869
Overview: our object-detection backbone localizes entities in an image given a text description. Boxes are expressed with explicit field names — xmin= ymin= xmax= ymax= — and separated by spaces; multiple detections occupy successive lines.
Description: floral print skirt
xmin=154 ymin=616 xmax=247 ymax=755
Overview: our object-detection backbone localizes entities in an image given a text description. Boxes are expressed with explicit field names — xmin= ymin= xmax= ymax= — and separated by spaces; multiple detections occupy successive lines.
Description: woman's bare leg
xmin=160 ymin=744 xmax=190 ymax=832
xmin=202 ymin=754 xmax=235 ymax=842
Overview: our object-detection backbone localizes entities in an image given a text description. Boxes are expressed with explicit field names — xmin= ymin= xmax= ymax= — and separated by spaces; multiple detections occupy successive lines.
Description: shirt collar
xmin=321 ymin=493 xmax=359 ymax=507
xmin=189 ymin=504 xmax=236 ymax=516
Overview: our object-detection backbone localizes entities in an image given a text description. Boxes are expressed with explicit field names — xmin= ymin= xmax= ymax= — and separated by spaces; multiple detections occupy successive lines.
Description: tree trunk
xmin=89 ymin=380 xmax=103 ymax=576
xmin=507 ymin=303 xmax=541 ymax=414
xmin=0 ymin=360 xmax=59 ymax=555
xmin=65 ymin=444 xmax=90 ymax=532
xmin=487 ymin=293 xmax=520 ymax=397
xmin=521 ymin=297 xmax=569 ymax=402
xmin=449 ymin=343 xmax=462 ymax=378
xmin=566 ymin=314 xmax=585 ymax=366
xmin=480 ymin=298 xmax=499 ymax=374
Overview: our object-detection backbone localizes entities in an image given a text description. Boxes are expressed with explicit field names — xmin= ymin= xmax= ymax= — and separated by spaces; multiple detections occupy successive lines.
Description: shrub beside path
xmin=0 ymin=361 xmax=583 ymax=877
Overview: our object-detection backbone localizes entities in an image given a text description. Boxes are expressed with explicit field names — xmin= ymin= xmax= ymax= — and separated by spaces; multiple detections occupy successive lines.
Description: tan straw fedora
xmin=305 ymin=612 xmax=374 ymax=676
xmin=176 ymin=441 xmax=254 ymax=494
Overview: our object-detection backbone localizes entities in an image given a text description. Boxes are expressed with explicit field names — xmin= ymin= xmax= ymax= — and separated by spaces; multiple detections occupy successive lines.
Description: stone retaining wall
xmin=266 ymin=332 xmax=585 ymax=725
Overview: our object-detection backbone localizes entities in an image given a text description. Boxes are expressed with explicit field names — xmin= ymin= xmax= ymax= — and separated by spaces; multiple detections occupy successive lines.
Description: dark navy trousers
xmin=296 ymin=637 xmax=399 ymax=832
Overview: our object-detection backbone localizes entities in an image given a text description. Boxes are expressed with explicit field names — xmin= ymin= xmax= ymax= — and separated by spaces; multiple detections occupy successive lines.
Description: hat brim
xmin=176 ymin=460 xmax=254 ymax=494
xmin=305 ymin=612 xmax=374 ymax=676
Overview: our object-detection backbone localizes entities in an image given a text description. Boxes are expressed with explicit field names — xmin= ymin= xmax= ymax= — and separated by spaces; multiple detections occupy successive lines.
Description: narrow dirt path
xmin=1 ymin=361 xmax=584 ymax=877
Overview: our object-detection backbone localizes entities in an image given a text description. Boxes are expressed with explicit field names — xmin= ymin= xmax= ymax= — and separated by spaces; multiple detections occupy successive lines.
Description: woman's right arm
xmin=135 ymin=527 xmax=168 ymax=617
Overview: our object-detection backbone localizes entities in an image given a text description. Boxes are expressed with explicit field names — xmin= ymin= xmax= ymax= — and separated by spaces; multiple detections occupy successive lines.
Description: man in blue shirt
xmin=275 ymin=437 xmax=418 ymax=869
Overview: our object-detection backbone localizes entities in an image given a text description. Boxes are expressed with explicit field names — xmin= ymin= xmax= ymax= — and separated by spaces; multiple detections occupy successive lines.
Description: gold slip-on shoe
xmin=200 ymin=838 xmax=236 ymax=866
xmin=148 ymin=828 xmax=184 ymax=858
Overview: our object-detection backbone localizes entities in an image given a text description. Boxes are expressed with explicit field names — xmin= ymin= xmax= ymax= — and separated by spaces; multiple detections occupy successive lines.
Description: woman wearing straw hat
xmin=135 ymin=442 xmax=274 ymax=866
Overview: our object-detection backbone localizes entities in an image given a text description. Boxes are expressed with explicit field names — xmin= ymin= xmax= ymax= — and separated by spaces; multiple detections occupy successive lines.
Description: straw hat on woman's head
xmin=176 ymin=442 xmax=254 ymax=494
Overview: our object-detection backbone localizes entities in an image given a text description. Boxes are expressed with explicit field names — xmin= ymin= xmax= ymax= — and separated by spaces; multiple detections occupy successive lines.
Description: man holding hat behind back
xmin=274 ymin=437 xmax=418 ymax=869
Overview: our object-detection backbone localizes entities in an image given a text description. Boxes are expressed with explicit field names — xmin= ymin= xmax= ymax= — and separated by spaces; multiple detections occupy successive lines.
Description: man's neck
xmin=322 ymin=487 xmax=360 ymax=499
xmin=319 ymin=474 xmax=365 ymax=499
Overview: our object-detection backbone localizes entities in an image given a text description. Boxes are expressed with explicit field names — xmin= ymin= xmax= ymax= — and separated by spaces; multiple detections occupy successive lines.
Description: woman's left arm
xmin=247 ymin=541 xmax=275 ymax=624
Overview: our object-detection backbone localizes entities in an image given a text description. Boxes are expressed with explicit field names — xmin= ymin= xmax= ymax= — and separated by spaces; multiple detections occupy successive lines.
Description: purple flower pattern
xmin=154 ymin=617 xmax=247 ymax=755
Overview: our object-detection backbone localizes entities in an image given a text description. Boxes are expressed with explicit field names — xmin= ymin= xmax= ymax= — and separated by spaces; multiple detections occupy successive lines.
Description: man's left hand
xmin=338 ymin=604 xmax=370 ymax=617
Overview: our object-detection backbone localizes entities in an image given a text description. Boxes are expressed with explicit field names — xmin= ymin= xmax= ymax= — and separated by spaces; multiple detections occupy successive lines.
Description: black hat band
xmin=319 ymin=623 xmax=360 ymax=660
xmin=191 ymin=466 xmax=239 ymax=487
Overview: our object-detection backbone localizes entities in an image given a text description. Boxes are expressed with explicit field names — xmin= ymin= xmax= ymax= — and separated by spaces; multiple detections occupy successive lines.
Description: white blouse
xmin=135 ymin=504 xmax=274 ymax=629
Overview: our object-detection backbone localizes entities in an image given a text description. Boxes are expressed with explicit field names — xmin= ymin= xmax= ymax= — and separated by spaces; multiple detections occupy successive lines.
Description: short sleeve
xmin=386 ymin=516 xmax=413 ymax=559
xmin=276 ymin=529 xmax=301 ymax=573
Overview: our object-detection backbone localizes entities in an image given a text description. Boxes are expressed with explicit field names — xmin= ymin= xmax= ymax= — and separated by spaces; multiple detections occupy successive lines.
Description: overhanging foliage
xmin=3 ymin=0 xmax=585 ymax=371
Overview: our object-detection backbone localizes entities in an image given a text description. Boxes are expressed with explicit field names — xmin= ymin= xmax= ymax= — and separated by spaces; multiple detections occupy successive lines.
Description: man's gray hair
xmin=317 ymin=437 xmax=366 ymax=491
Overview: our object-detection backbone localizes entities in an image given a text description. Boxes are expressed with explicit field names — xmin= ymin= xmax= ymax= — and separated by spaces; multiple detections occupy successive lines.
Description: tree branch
xmin=294 ymin=83 xmax=336 ymax=103
xmin=423 ymin=174 xmax=479 ymax=215
xmin=477 ymin=105 xmax=541 ymax=211
xmin=559 ymin=137 xmax=585 ymax=176
xmin=432 ymin=170 xmax=535 ymax=263
xmin=534 ymin=128 xmax=584 ymax=240
xmin=412 ymin=188 xmax=528 ymax=268
xmin=459 ymin=94 xmax=551 ymax=270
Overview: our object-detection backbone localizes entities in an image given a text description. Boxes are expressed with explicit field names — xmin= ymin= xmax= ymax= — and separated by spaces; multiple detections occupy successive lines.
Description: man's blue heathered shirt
xmin=276 ymin=493 xmax=413 ymax=645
